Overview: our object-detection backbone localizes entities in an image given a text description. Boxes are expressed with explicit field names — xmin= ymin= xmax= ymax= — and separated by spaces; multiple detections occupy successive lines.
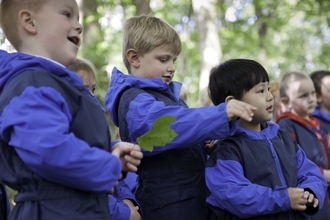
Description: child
xmin=0 ymin=1 xmax=142 ymax=219
xmin=206 ymin=59 xmax=327 ymax=219
xmin=68 ymin=58 xmax=142 ymax=220
xmin=277 ymin=71 xmax=330 ymax=220
xmin=68 ymin=58 xmax=97 ymax=96
xmin=310 ymin=70 xmax=330 ymax=131
xmin=105 ymin=15 xmax=257 ymax=220
xmin=310 ymin=70 xmax=330 ymax=219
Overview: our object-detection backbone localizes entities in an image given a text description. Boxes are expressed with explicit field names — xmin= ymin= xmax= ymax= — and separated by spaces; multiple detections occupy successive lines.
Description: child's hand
xmin=204 ymin=140 xmax=219 ymax=155
xmin=303 ymin=190 xmax=319 ymax=208
xmin=288 ymin=187 xmax=318 ymax=211
xmin=123 ymin=199 xmax=142 ymax=220
xmin=226 ymin=99 xmax=256 ymax=122
xmin=323 ymin=169 xmax=330 ymax=184
xmin=111 ymin=142 xmax=143 ymax=172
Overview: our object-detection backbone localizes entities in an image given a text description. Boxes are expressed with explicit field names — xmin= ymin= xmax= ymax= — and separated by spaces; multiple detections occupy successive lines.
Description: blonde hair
xmin=68 ymin=58 xmax=97 ymax=86
xmin=0 ymin=0 xmax=47 ymax=50
xmin=180 ymin=83 xmax=188 ymax=102
xmin=122 ymin=14 xmax=182 ymax=73
xmin=196 ymin=87 xmax=213 ymax=107
xmin=269 ymin=80 xmax=279 ymax=97
xmin=279 ymin=71 xmax=310 ymax=98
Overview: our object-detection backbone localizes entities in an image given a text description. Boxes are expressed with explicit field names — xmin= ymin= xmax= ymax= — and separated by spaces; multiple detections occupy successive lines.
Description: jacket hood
xmin=105 ymin=67 xmax=182 ymax=126
xmin=233 ymin=121 xmax=279 ymax=140
xmin=0 ymin=50 xmax=83 ymax=93
xmin=312 ymin=105 xmax=330 ymax=121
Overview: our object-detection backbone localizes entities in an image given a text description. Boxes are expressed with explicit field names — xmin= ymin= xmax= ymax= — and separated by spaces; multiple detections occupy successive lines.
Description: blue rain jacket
xmin=0 ymin=50 xmax=122 ymax=220
xmin=206 ymin=122 xmax=327 ymax=220
xmin=0 ymin=184 xmax=10 ymax=220
xmin=104 ymin=67 xmax=238 ymax=220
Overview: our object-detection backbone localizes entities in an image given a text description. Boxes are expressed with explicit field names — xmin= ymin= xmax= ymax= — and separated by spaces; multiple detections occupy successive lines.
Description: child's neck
xmin=238 ymin=120 xmax=262 ymax=132
xmin=292 ymin=111 xmax=310 ymax=120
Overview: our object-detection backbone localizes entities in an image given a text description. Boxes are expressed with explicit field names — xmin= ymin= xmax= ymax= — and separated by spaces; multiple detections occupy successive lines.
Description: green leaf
xmin=136 ymin=116 xmax=178 ymax=152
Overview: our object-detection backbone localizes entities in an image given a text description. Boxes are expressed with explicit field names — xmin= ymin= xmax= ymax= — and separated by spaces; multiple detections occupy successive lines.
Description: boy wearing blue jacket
xmin=105 ymin=15 xmax=257 ymax=220
xmin=277 ymin=71 xmax=330 ymax=220
xmin=206 ymin=59 xmax=327 ymax=220
xmin=0 ymin=1 xmax=142 ymax=219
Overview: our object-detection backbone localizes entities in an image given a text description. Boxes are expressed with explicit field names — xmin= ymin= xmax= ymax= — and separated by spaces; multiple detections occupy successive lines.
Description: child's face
xmin=241 ymin=82 xmax=274 ymax=124
xmin=132 ymin=45 xmax=178 ymax=84
xmin=78 ymin=71 xmax=96 ymax=95
xmin=32 ymin=0 xmax=83 ymax=67
xmin=285 ymin=78 xmax=317 ymax=119
xmin=318 ymin=75 xmax=330 ymax=113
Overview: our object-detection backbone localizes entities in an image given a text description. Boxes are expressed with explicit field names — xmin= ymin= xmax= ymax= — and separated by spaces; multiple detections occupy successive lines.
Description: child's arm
xmin=0 ymin=87 xmax=122 ymax=193
xmin=108 ymin=197 xmax=141 ymax=220
xmin=206 ymin=144 xmax=291 ymax=218
xmin=124 ymin=93 xmax=255 ymax=155
xmin=110 ymin=179 xmax=141 ymax=220
xmin=295 ymin=146 xmax=327 ymax=216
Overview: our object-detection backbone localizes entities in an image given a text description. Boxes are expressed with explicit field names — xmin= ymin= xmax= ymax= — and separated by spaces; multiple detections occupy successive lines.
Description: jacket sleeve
xmin=296 ymin=146 xmax=327 ymax=216
xmin=0 ymin=86 xmax=121 ymax=193
xmin=126 ymin=93 xmax=237 ymax=156
xmin=108 ymin=195 xmax=130 ymax=220
xmin=205 ymin=143 xmax=291 ymax=218
xmin=115 ymin=180 xmax=139 ymax=206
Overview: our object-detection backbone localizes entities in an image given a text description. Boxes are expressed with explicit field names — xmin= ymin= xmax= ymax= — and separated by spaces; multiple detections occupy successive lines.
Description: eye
xmin=159 ymin=58 xmax=167 ymax=63
xmin=257 ymin=89 xmax=264 ymax=93
xmin=62 ymin=11 xmax=71 ymax=18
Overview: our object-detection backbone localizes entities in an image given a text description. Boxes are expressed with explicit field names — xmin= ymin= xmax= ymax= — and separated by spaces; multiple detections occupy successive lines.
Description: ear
xmin=126 ymin=49 xmax=140 ymax=68
xmin=18 ymin=10 xmax=37 ymax=34
xmin=225 ymin=95 xmax=234 ymax=103
xmin=280 ymin=97 xmax=291 ymax=110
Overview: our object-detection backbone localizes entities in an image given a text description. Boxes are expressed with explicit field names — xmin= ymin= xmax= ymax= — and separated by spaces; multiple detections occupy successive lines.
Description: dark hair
xmin=208 ymin=59 xmax=269 ymax=105
xmin=310 ymin=70 xmax=330 ymax=95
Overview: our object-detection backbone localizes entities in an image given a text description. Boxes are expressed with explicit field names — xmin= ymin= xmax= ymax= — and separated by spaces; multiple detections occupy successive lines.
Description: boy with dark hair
xmin=0 ymin=0 xmax=142 ymax=219
xmin=207 ymin=59 xmax=326 ymax=219
xmin=105 ymin=15 xmax=257 ymax=220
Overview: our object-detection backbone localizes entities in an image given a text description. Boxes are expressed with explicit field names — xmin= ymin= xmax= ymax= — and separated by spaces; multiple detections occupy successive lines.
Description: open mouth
xmin=162 ymin=76 xmax=171 ymax=81
xmin=68 ymin=36 xmax=80 ymax=46
xmin=266 ymin=105 xmax=273 ymax=111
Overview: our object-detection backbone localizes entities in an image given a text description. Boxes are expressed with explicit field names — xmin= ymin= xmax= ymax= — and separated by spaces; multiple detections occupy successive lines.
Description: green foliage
xmin=136 ymin=116 xmax=178 ymax=152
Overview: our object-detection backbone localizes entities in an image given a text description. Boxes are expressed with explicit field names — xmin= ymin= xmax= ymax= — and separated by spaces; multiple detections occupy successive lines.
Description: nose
xmin=75 ymin=21 xmax=84 ymax=35
xmin=168 ymin=62 xmax=176 ymax=73
xmin=267 ymin=90 xmax=273 ymax=102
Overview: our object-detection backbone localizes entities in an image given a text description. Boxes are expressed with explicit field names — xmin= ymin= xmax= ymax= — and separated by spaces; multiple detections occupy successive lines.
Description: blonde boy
xmin=0 ymin=1 xmax=142 ymax=219
xmin=277 ymin=71 xmax=330 ymax=220
xmin=105 ymin=15 xmax=257 ymax=220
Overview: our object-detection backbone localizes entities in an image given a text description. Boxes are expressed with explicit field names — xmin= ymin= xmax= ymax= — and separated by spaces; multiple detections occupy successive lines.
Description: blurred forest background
xmin=1 ymin=0 xmax=330 ymax=205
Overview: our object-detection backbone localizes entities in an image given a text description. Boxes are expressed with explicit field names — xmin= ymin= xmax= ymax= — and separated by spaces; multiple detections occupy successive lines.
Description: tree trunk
xmin=133 ymin=0 xmax=151 ymax=15
xmin=192 ymin=0 xmax=222 ymax=91
xmin=78 ymin=0 xmax=101 ymax=45
xmin=254 ymin=0 xmax=269 ymax=71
